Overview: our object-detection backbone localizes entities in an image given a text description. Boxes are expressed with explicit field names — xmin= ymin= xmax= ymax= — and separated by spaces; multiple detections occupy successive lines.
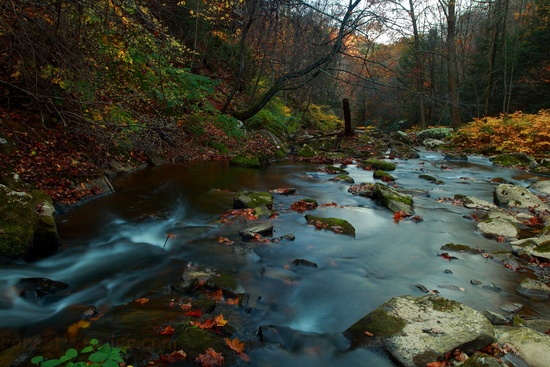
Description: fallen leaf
xmin=186 ymin=309 xmax=204 ymax=317
xmin=159 ymin=325 xmax=176 ymax=335
xmin=190 ymin=319 xmax=215 ymax=330
xmin=159 ymin=350 xmax=186 ymax=363
xmin=134 ymin=298 xmax=149 ymax=304
xmin=67 ymin=320 xmax=90 ymax=338
xmin=195 ymin=348 xmax=224 ymax=367
xmin=364 ymin=331 xmax=374 ymax=337
xmin=214 ymin=314 xmax=228 ymax=327
xmin=225 ymin=337 xmax=245 ymax=353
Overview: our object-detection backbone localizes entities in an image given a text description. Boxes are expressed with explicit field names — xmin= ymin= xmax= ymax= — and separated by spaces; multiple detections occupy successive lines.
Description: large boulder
xmin=510 ymin=236 xmax=550 ymax=262
xmin=372 ymin=183 xmax=414 ymax=213
xmin=416 ymin=127 xmax=454 ymax=141
xmin=0 ymin=185 xmax=59 ymax=259
xmin=494 ymin=184 xmax=550 ymax=212
xmin=529 ymin=180 xmax=550 ymax=195
xmin=494 ymin=326 xmax=550 ymax=367
xmin=344 ymin=295 xmax=494 ymax=367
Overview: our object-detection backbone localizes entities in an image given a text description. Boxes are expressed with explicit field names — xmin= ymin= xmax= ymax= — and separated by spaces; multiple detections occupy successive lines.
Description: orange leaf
xmin=210 ymin=289 xmax=224 ymax=302
xmin=134 ymin=298 xmax=149 ymax=304
xmin=159 ymin=325 xmax=176 ymax=335
xmin=214 ymin=314 xmax=228 ymax=327
xmin=190 ymin=319 xmax=215 ymax=330
xmin=225 ymin=337 xmax=245 ymax=354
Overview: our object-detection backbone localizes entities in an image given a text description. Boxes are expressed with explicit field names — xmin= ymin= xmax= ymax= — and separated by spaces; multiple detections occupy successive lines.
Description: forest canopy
xmin=1 ymin=0 xmax=549 ymax=137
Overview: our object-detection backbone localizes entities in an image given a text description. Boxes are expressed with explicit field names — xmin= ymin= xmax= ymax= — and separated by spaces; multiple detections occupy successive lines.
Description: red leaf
xmin=159 ymin=325 xmax=176 ymax=335
xmin=185 ymin=309 xmax=203 ymax=318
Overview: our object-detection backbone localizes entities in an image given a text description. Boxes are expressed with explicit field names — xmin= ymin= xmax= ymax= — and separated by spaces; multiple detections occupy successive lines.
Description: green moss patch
xmin=344 ymin=307 xmax=406 ymax=343
xmin=362 ymin=158 xmax=396 ymax=171
xmin=305 ymin=215 xmax=355 ymax=237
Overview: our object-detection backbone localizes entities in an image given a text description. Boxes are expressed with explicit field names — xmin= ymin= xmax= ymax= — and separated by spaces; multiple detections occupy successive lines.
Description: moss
xmin=325 ymin=165 xmax=348 ymax=174
xmin=373 ymin=184 xmax=413 ymax=208
xmin=493 ymin=154 xmax=521 ymax=167
xmin=229 ymin=154 xmax=262 ymax=168
xmin=512 ymin=315 xmax=525 ymax=327
xmin=534 ymin=240 xmax=550 ymax=253
xmin=373 ymin=170 xmax=394 ymax=181
xmin=0 ymin=185 xmax=37 ymax=258
xmin=298 ymin=144 xmax=316 ymax=158
xmin=206 ymin=274 xmax=239 ymax=293
xmin=422 ymin=295 xmax=461 ymax=312
xmin=345 ymin=307 xmax=406 ymax=343
xmin=362 ymin=158 xmax=396 ymax=171
xmin=331 ymin=174 xmax=355 ymax=183
xmin=305 ymin=215 xmax=355 ymax=237
xmin=173 ymin=326 xmax=231 ymax=359
xmin=234 ymin=191 xmax=273 ymax=209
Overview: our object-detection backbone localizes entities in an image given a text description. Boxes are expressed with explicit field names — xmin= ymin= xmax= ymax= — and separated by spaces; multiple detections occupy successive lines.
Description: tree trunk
xmin=442 ymin=0 xmax=461 ymax=126
xmin=343 ymin=98 xmax=353 ymax=136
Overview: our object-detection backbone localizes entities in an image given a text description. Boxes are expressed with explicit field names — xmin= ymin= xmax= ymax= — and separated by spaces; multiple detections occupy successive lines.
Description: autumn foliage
xmin=453 ymin=110 xmax=550 ymax=157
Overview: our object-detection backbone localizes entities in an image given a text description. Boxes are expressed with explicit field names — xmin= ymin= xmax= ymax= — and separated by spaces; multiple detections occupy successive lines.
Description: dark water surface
xmin=1 ymin=152 xmax=549 ymax=366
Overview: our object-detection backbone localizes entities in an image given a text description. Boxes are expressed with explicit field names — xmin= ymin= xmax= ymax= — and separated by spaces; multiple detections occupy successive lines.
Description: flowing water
xmin=1 ymin=151 xmax=549 ymax=366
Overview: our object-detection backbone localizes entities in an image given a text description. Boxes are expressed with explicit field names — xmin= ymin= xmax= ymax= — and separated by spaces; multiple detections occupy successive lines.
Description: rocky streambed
xmin=2 ymin=133 xmax=550 ymax=366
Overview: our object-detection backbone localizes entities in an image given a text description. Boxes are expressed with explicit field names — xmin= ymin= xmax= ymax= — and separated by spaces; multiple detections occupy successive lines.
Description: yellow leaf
xmin=67 ymin=320 xmax=90 ymax=337
xmin=214 ymin=313 xmax=227 ymax=327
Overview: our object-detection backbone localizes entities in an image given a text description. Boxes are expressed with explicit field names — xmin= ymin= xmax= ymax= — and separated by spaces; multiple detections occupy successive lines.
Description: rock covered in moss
xmin=510 ymin=236 xmax=550 ymax=262
xmin=233 ymin=191 xmax=273 ymax=209
xmin=362 ymin=158 xmax=396 ymax=171
xmin=304 ymin=214 xmax=355 ymax=237
xmin=373 ymin=170 xmax=395 ymax=181
xmin=230 ymin=154 xmax=263 ymax=168
xmin=330 ymin=174 xmax=355 ymax=183
xmin=0 ymin=185 xmax=59 ymax=259
xmin=344 ymin=294 xmax=494 ymax=367
xmin=492 ymin=153 xmax=537 ymax=168
xmin=372 ymin=183 xmax=414 ymax=213
xmin=298 ymin=144 xmax=317 ymax=158
xmin=416 ymin=127 xmax=454 ymax=141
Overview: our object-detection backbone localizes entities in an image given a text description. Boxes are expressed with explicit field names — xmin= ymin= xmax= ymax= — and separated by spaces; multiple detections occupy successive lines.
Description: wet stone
xmin=500 ymin=302 xmax=524 ymax=313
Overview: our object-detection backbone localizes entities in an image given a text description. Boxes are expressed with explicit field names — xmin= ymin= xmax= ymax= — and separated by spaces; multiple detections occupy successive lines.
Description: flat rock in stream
xmin=344 ymin=294 xmax=494 ymax=367
xmin=529 ymin=180 xmax=550 ymax=195
xmin=510 ymin=235 xmax=550 ymax=262
xmin=372 ymin=183 xmax=414 ymax=214
xmin=460 ymin=196 xmax=497 ymax=210
xmin=240 ymin=222 xmax=274 ymax=240
xmin=476 ymin=217 xmax=519 ymax=239
xmin=234 ymin=191 xmax=273 ymax=209
xmin=516 ymin=278 xmax=550 ymax=298
xmin=305 ymin=215 xmax=356 ymax=237
xmin=494 ymin=184 xmax=550 ymax=212
xmin=494 ymin=326 xmax=550 ymax=367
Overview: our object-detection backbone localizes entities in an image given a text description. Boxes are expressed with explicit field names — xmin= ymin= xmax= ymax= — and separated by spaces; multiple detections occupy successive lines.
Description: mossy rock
xmin=205 ymin=273 xmax=244 ymax=297
xmin=330 ymin=174 xmax=355 ymax=184
xmin=344 ymin=307 xmax=406 ymax=345
xmin=492 ymin=153 xmax=536 ymax=168
xmin=372 ymin=183 xmax=414 ymax=213
xmin=173 ymin=325 xmax=232 ymax=360
xmin=234 ymin=191 xmax=273 ymax=209
xmin=305 ymin=214 xmax=355 ymax=237
xmin=229 ymin=154 xmax=262 ymax=168
xmin=362 ymin=158 xmax=396 ymax=171
xmin=0 ymin=185 xmax=59 ymax=259
xmin=298 ymin=144 xmax=317 ymax=158
xmin=373 ymin=170 xmax=395 ymax=181
xmin=416 ymin=127 xmax=454 ymax=140
xmin=324 ymin=165 xmax=349 ymax=174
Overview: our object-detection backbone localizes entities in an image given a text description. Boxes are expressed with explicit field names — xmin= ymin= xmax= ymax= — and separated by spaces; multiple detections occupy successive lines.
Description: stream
xmin=1 ymin=151 xmax=549 ymax=366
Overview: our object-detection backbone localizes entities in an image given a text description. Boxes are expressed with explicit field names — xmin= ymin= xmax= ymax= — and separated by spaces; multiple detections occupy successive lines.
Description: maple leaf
xmin=439 ymin=252 xmax=458 ymax=261
xmin=225 ymin=337 xmax=245 ymax=354
xmin=134 ymin=297 xmax=149 ymax=304
xmin=210 ymin=289 xmax=224 ymax=302
xmin=191 ymin=319 xmax=215 ymax=330
xmin=195 ymin=348 xmax=224 ymax=367
xmin=214 ymin=314 xmax=228 ymax=327
xmin=393 ymin=211 xmax=411 ymax=222
xmin=159 ymin=325 xmax=176 ymax=335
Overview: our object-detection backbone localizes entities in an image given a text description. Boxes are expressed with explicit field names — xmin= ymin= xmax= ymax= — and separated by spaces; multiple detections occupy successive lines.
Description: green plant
xmin=31 ymin=339 xmax=127 ymax=367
